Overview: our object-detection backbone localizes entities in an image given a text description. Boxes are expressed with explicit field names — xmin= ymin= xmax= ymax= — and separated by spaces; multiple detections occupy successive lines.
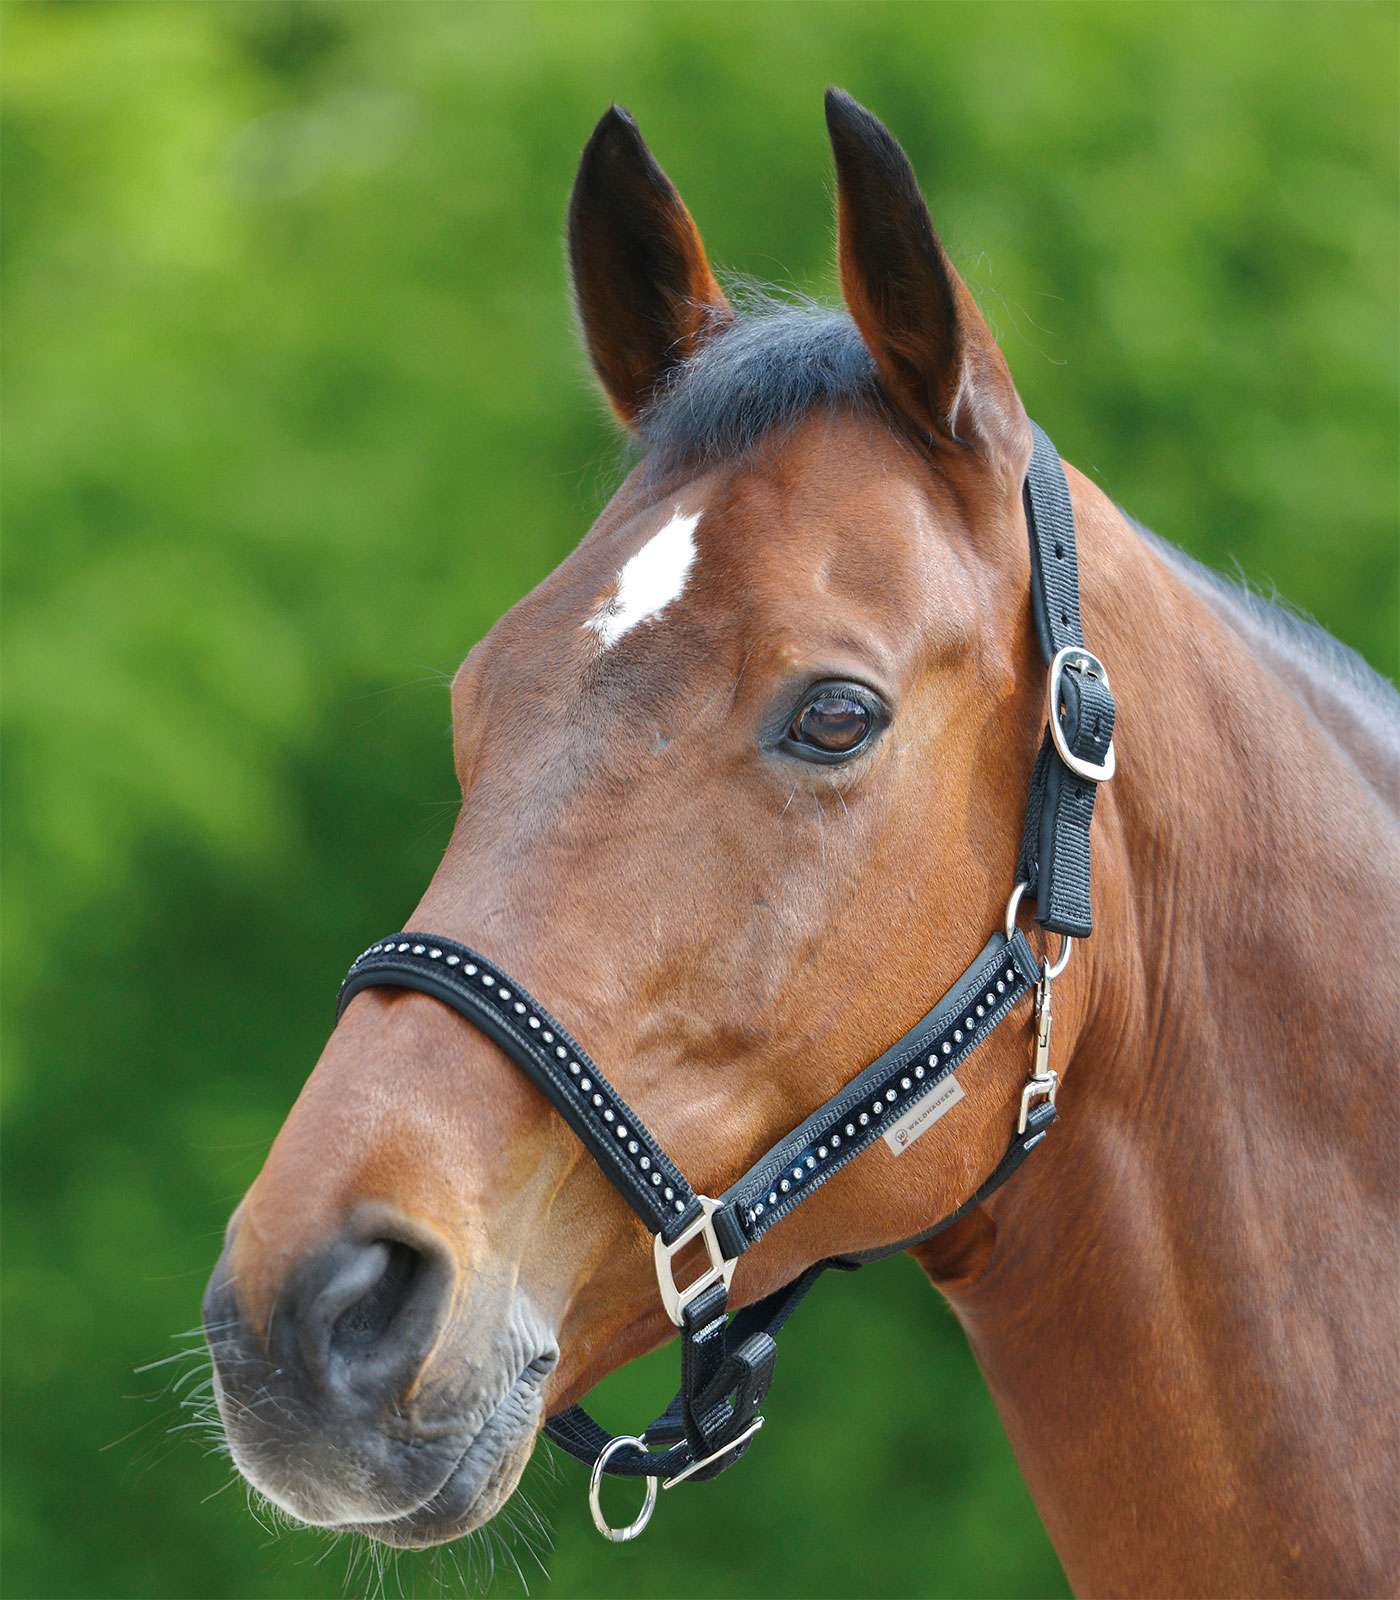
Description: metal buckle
xmin=661 ymin=1417 xmax=765 ymax=1490
xmin=1047 ymin=646 xmax=1115 ymax=782
xmin=654 ymin=1196 xmax=737 ymax=1326
xmin=588 ymin=1435 xmax=658 ymax=1541
xmin=1018 ymin=1069 xmax=1059 ymax=1135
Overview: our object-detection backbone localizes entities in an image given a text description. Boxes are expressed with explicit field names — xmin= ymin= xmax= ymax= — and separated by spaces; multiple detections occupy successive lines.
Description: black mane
xmin=638 ymin=289 xmax=884 ymax=473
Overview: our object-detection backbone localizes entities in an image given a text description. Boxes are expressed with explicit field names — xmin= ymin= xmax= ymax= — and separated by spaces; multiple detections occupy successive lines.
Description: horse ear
xmin=568 ymin=106 xmax=733 ymax=428
xmin=824 ymin=89 xmax=1026 ymax=465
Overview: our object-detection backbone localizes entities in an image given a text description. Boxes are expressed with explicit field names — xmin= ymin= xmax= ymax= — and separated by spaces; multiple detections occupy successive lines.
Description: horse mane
xmin=638 ymin=285 xmax=888 ymax=472
xmin=1134 ymin=522 xmax=1400 ymax=724
xmin=637 ymin=285 xmax=1398 ymax=720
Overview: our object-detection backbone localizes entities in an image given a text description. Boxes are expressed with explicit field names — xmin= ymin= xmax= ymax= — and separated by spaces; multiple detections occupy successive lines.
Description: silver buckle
xmin=1018 ymin=1069 xmax=1059 ymax=1135
xmin=661 ymin=1417 xmax=765 ymax=1490
xmin=653 ymin=1195 xmax=736 ymax=1326
xmin=1047 ymin=647 xmax=1115 ymax=782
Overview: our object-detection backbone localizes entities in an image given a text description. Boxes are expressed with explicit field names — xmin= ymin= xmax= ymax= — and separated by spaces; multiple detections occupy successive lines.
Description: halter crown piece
xmin=337 ymin=423 xmax=1117 ymax=1541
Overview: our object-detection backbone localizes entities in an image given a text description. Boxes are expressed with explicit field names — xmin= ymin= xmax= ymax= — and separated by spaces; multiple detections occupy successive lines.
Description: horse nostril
xmin=330 ymin=1240 xmax=424 ymax=1354
xmin=293 ymin=1227 xmax=454 ymax=1398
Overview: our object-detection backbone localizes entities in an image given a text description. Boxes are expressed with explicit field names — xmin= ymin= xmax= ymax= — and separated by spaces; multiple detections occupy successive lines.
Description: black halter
xmin=336 ymin=423 xmax=1116 ymax=1540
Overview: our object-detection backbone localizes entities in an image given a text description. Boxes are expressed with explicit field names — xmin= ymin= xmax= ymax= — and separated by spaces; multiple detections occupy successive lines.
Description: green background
xmin=3 ymin=3 xmax=1395 ymax=1597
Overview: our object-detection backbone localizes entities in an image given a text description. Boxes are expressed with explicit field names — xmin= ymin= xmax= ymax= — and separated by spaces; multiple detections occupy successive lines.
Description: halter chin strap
xmin=334 ymin=422 xmax=1115 ymax=1539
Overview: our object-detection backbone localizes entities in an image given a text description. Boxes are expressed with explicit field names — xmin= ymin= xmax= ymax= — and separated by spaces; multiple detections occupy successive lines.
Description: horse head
xmin=203 ymin=91 xmax=1076 ymax=1550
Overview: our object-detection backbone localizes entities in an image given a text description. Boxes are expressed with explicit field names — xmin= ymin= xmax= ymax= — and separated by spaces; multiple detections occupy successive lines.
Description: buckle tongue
xmin=661 ymin=1417 xmax=765 ymax=1489
xmin=653 ymin=1196 xmax=737 ymax=1326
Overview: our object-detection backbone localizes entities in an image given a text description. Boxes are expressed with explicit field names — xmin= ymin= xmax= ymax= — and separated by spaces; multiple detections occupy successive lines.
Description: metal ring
xmin=1044 ymin=934 xmax=1074 ymax=981
xmin=1005 ymin=881 xmax=1073 ymax=980
xmin=588 ymin=1435 xmax=658 ymax=1542
xmin=1004 ymin=881 xmax=1030 ymax=941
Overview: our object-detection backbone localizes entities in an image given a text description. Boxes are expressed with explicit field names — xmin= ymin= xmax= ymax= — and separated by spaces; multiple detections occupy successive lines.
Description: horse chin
xmin=218 ymin=1356 xmax=549 ymax=1548
xmin=337 ymin=1411 xmax=540 ymax=1549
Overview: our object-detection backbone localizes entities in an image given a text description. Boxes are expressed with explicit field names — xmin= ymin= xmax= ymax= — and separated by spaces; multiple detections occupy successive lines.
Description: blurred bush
xmin=2 ymin=3 xmax=1394 ymax=1597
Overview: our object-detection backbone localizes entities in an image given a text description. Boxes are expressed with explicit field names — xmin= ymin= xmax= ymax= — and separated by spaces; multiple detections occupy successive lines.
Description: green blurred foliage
xmin=2 ymin=3 xmax=1395 ymax=1597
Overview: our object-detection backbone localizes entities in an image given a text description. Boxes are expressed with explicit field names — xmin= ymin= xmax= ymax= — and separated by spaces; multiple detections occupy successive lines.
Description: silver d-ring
xmin=1006 ymin=881 xmax=1074 ymax=980
xmin=1044 ymin=934 xmax=1074 ymax=981
xmin=588 ymin=1436 xmax=658 ymax=1542
xmin=1004 ymin=881 xmax=1030 ymax=942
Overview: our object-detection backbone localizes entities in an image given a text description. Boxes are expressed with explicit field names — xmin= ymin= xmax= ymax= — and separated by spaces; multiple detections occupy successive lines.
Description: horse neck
xmin=922 ymin=475 xmax=1400 ymax=1597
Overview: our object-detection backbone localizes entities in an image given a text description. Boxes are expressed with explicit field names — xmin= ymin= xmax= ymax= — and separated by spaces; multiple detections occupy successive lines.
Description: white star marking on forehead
xmin=585 ymin=506 xmax=701 ymax=649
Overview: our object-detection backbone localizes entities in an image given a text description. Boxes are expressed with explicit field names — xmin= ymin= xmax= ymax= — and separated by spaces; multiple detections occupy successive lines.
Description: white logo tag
xmin=882 ymin=1073 xmax=965 ymax=1155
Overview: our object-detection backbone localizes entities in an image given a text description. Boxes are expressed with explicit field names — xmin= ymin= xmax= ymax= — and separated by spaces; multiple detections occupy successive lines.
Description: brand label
xmin=882 ymin=1073 xmax=964 ymax=1155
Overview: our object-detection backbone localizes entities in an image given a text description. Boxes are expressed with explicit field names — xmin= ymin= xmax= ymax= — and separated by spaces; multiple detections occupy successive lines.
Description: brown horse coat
xmin=204 ymin=92 xmax=1400 ymax=1596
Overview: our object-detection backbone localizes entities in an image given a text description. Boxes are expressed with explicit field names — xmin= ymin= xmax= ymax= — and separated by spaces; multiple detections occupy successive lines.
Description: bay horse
xmin=203 ymin=92 xmax=1400 ymax=1596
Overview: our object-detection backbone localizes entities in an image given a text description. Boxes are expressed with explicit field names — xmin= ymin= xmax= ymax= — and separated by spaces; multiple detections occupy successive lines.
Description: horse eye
xmin=790 ymin=692 xmax=873 ymax=756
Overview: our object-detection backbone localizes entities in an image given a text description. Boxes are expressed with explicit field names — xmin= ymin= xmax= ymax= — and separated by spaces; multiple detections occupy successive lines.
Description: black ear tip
xmin=824 ymin=87 xmax=876 ymax=141
xmin=583 ymin=102 xmax=643 ymax=160
xmin=824 ymin=90 xmax=919 ymax=198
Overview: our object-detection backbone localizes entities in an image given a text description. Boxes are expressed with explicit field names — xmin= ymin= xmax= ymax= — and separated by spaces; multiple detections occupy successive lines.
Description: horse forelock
xmin=635 ymin=287 xmax=891 ymax=476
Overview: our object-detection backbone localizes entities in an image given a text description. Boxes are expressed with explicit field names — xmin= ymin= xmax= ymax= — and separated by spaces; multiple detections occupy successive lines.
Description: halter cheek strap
xmin=334 ymin=422 xmax=1115 ymax=1538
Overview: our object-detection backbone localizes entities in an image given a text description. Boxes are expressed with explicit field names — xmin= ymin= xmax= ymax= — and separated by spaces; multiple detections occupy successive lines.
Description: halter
xmin=336 ymin=422 xmax=1116 ymax=1540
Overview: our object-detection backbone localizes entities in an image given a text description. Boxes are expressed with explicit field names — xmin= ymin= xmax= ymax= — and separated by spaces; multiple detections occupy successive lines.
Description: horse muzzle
xmin=201 ymin=1207 xmax=559 ymax=1547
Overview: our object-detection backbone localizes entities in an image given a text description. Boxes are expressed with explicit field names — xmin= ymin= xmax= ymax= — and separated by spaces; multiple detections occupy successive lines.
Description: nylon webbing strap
xmin=711 ymin=929 xmax=1039 ymax=1257
xmin=1024 ymin=421 xmax=1082 ymax=663
xmin=337 ymin=937 xmax=695 ymax=1238
xmin=545 ymin=1265 xmax=823 ymax=1478
xmin=545 ymin=1088 xmax=1060 ymax=1481
xmin=1018 ymin=422 xmax=1116 ymax=937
